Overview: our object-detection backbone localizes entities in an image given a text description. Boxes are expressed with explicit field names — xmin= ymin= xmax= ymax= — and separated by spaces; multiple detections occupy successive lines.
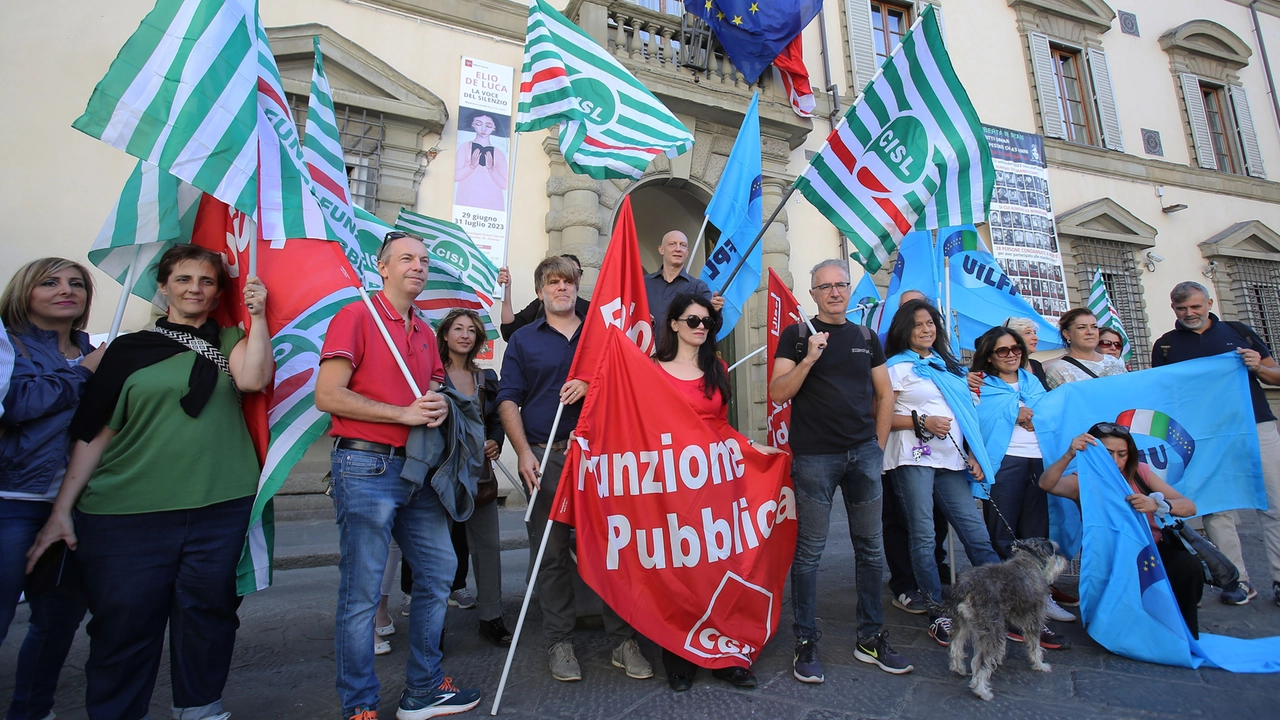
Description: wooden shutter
xmin=917 ymin=1 xmax=944 ymax=40
xmin=1180 ymin=72 xmax=1217 ymax=170
xmin=1029 ymin=33 xmax=1064 ymax=139
xmin=1087 ymin=48 xmax=1124 ymax=151
xmin=846 ymin=0 xmax=877 ymax=95
xmin=1229 ymin=84 xmax=1267 ymax=179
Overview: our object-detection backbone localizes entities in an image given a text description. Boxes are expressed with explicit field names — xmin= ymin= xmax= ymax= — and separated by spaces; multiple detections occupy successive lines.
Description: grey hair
xmin=1003 ymin=317 xmax=1037 ymax=336
xmin=809 ymin=259 xmax=851 ymax=285
xmin=1170 ymin=281 xmax=1210 ymax=304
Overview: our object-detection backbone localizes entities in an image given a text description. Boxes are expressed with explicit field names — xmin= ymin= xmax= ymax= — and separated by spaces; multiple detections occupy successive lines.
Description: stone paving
xmin=3 ymin=506 xmax=1278 ymax=719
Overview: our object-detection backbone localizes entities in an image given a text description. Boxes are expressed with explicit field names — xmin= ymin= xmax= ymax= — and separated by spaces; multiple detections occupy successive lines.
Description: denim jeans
xmin=983 ymin=456 xmax=1048 ymax=560
xmin=891 ymin=466 xmax=1000 ymax=605
xmin=75 ymin=496 xmax=252 ymax=720
xmin=791 ymin=440 xmax=886 ymax=641
xmin=0 ymin=499 xmax=88 ymax=720
xmin=331 ymin=448 xmax=455 ymax=715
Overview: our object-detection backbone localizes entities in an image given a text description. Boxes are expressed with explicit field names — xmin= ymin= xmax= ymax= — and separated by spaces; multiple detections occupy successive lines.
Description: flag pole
xmin=683 ymin=215 xmax=710 ymax=274
xmin=498 ymin=132 xmax=521 ymax=300
xmin=108 ymin=245 xmax=143 ymax=342
xmin=522 ymin=401 xmax=564 ymax=523
xmin=493 ymin=458 xmax=527 ymax=500
xmin=727 ymin=345 xmax=765 ymax=372
xmin=716 ymin=182 xmax=799 ymax=296
xmin=357 ymin=287 xmax=423 ymax=397
xmin=491 ymin=516 xmax=555 ymax=715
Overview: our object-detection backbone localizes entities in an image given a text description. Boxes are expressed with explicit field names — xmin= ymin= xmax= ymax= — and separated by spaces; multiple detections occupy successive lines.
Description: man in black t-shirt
xmin=769 ymin=259 xmax=912 ymax=681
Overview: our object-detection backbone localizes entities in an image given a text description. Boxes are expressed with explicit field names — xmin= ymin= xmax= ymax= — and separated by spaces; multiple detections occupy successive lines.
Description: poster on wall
xmin=981 ymin=125 xmax=1069 ymax=322
xmin=454 ymin=56 xmax=514 ymax=274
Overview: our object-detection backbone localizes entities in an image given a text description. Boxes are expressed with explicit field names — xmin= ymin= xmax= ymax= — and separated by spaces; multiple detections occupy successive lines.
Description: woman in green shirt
xmin=27 ymin=245 xmax=274 ymax=720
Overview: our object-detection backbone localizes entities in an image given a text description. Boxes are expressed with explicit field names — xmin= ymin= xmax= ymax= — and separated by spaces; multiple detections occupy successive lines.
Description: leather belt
xmin=533 ymin=441 xmax=569 ymax=452
xmin=335 ymin=437 xmax=406 ymax=457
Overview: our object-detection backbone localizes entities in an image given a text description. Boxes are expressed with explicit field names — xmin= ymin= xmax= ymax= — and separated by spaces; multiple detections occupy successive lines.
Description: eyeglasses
xmin=1098 ymin=340 xmax=1123 ymax=349
xmin=811 ymin=282 xmax=851 ymax=294
xmin=1091 ymin=422 xmax=1131 ymax=436
xmin=679 ymin=315 xmax=715 ymax=330
xmin=993 ymin=345 xmax=1024 ymax=358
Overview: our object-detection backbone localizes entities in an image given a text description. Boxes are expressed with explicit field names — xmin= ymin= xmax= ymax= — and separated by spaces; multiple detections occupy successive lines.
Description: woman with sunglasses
xmin=1097 ymin=328 xmax=1126 ymax=363
xmin=1043 ymin=309 xmax=1126 ymax=389
xmin=1039 ymin=423 xmax=1201 ymax=636
xmin=652 ymin=293 xmax=781 ymax=692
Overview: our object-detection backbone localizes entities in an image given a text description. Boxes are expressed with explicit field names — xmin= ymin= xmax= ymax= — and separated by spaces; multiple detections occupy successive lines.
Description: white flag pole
xmin=522 ymin=401 xmax=565 ymax=523
xmin=357 ymin=288 xmax=423 ymax=397
xmin=498 ymin=132 xmax=522 ymax=298
xmin=108 ymin=245 xmax=143 ymax=343
xmin=491 ymin=515 xmax=555 ymax=715
xmin=683 ymin=215 xmax=710 ymax=274
xmin=727 ymin=345 xmax=766 ymax=373
xmin=493 ymin=458 xmax=526 ymax=499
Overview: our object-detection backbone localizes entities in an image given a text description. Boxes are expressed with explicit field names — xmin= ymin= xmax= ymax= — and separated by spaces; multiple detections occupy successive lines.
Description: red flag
xmin=766 ymin=269 xmax=804 ymax=452
xmin=567 ymin=195 xmax=653 ymax=383
xmin=774 ymin=35 xmax=815 ymax=118
xmin=552 ymin=330 xmax=796 ymax=668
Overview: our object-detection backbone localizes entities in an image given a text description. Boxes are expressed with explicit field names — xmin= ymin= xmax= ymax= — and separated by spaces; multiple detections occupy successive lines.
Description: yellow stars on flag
xmin=749 ymin=2 xmax=760 ymax=12
xmin=717 ymin=10 xmax=725 ymax=20
xmin=705 ymin=0 xmax=712 ymax=9
xmin=732 ymin=15 xmax=743 ymax=25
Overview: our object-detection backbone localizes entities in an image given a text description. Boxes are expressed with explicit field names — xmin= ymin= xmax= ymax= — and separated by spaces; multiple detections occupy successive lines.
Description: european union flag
xmin=701 ymin=92 xmax=762 ymax=341
xmin=683 ymin=1 xmax=823 ymax=84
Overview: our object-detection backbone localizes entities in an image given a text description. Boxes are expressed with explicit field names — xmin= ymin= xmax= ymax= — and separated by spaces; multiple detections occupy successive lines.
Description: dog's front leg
xmin=1027 ymin=637 xmax=1050 ymax=672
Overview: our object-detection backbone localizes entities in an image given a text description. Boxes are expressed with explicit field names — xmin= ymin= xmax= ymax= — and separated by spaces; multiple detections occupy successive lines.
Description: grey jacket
xmin=401 ymin=386 xmax=485 ymax=522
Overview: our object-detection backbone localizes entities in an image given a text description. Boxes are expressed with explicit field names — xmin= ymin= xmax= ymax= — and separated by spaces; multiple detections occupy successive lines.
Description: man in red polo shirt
xmin=317 ymin=232 xmax=481 ymax=720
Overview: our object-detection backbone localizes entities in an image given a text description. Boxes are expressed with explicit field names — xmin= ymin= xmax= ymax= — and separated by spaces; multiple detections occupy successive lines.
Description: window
xmin=1226 ymin=258 xmax=1280 ymax=351
xmin=1052 ymin=47 xmax=1094 ymax=146
xmin=288 ymin=94 xmax=385 ymax=212
xmin=1200 ymin=83 xmax=1239 ymax=174
xmin=1070 ymin=239 xmax=1151 ymax=368
xmin=871 ymin=2 xmax=912 ymax=62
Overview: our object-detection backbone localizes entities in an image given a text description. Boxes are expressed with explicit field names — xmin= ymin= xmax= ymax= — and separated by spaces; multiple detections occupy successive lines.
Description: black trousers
xmin=882 ymin=469 xmax=949 ymax=596
xmin=1157 ymin=535 xmax=1205 ymax=639
xmin=983 ymin=456 xmax=1049 ymax=560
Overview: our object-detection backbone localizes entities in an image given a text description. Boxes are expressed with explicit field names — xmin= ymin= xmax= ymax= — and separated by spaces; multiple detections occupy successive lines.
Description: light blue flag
xmin=1076 ymin=443 xmax=1280 ymax=671
xmin=846 ymin=272 xmax=882 ymax=325
xmin=700 ymin=92 xmax=762 ymax=341
xmin=1031 ymin=353 xmax=1267 ymax=556
xmin=871 ymin=231 xmax=939 ymax=344
xmin=937 ymin=226 xmax=1063 ymax=351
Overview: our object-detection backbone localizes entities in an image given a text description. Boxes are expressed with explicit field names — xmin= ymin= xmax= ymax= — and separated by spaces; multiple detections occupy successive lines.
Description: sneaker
xmin=892 ymin=590 xmax=927 ymax=615
xmin=477 ymin=616 xmax=513 ymax=646
xmin=447 ymin=589 xmax=476 ymax=609
xmin=395 ymin=678 xmax=481 ymax=719
xmin=1051 ymin=587 xmax=1079 ymax=607
xmin=400 ymin=595 xmax=412 ymax=617
xmin=1221 ymin=580 xmax=1257 ymax=605
xmin=792 ymin=638 xmax=824 ymax=683
xmin=374 ymin=638 xmax=391 ymax=656
xmin=1008 ymin=625 xmax=1071 ymax=650
xmin=347 ymin=709 xmax=377 ymax=720
xmin=610 ymin=638 xmax=653 ymax=679
xmin=548 ymin=642 xmax=581 ymax=681
xmin=854 ymin=632 xmax=914 ymax=675
xmin=928 ymin=617 xmax=952 ymax=647
xmin=376 ymin=622 xmax=396 ymax=637
xmin=1044 ymin=595 xmax=1076 ymax=623
xmin=1273 ymin=580 xmax=1280 ymax=607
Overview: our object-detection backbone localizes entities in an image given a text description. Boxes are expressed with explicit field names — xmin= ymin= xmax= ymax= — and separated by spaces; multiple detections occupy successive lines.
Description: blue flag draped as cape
xmin=976 ymin=368 xmax=1046 ymax=470
xmin=1076 ymin=443 xmax=1280 ymax=672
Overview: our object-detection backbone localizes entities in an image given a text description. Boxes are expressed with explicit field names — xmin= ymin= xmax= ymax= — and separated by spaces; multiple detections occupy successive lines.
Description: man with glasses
xmin=644 ymin=230 xmax=723 ymax=345
xmin=769 ymin=259 xmax=912 ymax=681
xmin=1153 ymin=281 xmax=1280 ymax=608
xmin=316 ymin=231 xmax=482 ymax=720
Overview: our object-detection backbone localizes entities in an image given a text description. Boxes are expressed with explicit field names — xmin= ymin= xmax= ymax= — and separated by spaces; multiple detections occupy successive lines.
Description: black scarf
xmin=69 ymin=319 xmax=225 ymax=443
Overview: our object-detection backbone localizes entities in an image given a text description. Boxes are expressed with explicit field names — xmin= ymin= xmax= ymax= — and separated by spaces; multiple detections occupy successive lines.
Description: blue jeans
xmin=75 ymin=496 xmax=252 ymax=720
xmin=892 ymin=466 xmax=1000 ymax=606
xmin=0 ymin=499 xmax=88 ymax=720
xmin=331 ymin=448 xmax=455 ymax=715
xmin=791 ymin=440 xmax=886 ymax=641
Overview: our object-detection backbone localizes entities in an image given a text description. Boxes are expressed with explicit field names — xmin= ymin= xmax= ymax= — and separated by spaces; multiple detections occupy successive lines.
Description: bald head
xmin=659 ymin=230 xmax=689 ymax=271
xmin=900 ymin=289 xmax=927 ymax=304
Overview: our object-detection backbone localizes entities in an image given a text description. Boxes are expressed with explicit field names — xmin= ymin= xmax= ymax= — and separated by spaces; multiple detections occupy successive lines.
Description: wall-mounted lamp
xmin=1203 ymin=260 xmax=1219 ymax=279
xmin=1155 ymin=186 xmax=1188 ymax=213
xmin=1143 ymin=251 xmax=1165 ymax=272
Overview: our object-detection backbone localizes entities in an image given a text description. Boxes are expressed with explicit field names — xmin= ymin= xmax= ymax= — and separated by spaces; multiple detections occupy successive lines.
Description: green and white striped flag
xmin=796 ymin=4 xmax=993 ymax=273
xmin=88 ymin=160 xmax=203 ymax=309
xmin=1088 ymin=268 xmax=1133 ymax=364
xmin=73 ymin=0 xmax=260 ymax=216
xmin=394 ymin=209 xmax=499 ymax=303
xmin=516 ymin=0 xmax=693 ymax=179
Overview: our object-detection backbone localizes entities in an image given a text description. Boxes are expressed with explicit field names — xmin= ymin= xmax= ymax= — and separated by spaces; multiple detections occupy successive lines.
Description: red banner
xmin=567 ymin=195 xmax=653 ymax=383
xmin=552 ymin=330 xmax=795 ymax=668
xmin=766 ymin=269 xmax=803 ymax=452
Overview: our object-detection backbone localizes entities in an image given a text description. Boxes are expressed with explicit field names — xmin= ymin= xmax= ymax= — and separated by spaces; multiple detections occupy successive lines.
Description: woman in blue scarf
xmin=883 ymin=300 xmax=999 ymax=648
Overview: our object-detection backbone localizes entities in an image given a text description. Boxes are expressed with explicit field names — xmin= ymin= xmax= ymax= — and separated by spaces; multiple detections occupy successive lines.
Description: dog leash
xmin=913 ymin=411 xmax=1023 ymax=544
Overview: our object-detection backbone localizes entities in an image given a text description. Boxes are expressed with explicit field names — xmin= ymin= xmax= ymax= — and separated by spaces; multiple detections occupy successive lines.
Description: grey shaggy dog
xmin=947 ymin=538 xmax=1068 ymax=700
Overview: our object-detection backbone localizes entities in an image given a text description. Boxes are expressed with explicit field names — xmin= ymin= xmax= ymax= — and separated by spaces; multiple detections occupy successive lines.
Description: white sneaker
xmin=399 ymin=594 xmax=412 ymax=617
xmin=374 ymin=638 xmax=392 ymax=655
xmin=1045 ymin=594 xmax=1076 ymax=622
xmin=375 ymin=621 xmax=396 ymax=637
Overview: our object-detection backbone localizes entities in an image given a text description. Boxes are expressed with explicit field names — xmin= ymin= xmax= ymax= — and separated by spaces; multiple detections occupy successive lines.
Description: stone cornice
xmin=1224 ymin=0 xmax=1280 ymax=19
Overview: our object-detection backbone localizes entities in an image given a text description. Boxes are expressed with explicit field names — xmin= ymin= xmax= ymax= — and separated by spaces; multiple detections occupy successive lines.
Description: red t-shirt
xmin=321 ymin=292 xmax=445 ymax=447
xmin=660 ymin=361 xmax=728 ymax=426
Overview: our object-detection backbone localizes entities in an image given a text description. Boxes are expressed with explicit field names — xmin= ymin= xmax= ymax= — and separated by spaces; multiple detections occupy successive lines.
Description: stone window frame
xmin=1010 ymin=0 xmax=1124 ymax=152
xmin=1199 ymin=221 xmax=1280 ymax=353
xmin=1160 ymin=19 xmax=1267 ymax=179
xmin=1055 ymin=197 xmax=1157 ymax=367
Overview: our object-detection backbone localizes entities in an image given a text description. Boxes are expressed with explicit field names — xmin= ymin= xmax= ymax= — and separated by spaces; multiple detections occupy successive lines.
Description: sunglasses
xmin=1091 ymin=422 xmax=1131 ymax=436
xmin=679 ymin=315 xmax=716 ymax=330
xmin=993 ymin=345 xmax=1024 ymax=358
xmin=1098 ymin=340 xmax=1123 ymax=349
xmin=380 ymin=231 xmax=418 ymax=255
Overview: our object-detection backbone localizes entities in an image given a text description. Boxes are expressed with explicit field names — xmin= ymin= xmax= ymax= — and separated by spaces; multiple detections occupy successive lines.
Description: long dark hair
xmin=654 ymin=293 xmax=730 ymax=402
xmin=436 ymin=307 xmax=487 ymax=372
xmin=971 ymin=326 xmax=1029 ymax=376
xmin=1088 ymin=422 xmax=1140 ymax=481
xmin=884 ymin=299 xmax=961 ymax=374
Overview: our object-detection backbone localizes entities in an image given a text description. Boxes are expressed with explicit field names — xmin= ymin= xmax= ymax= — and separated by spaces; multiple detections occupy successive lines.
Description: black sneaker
xmin=1008 ymin=625 xmax=1071 ymax=650
xmin=711 ymin=666 xmax=757 ymax=688
xmin=854 ymin=632 xmax=914 ymax=674
xmin=792 ymin=638 xmax=824 ymax=683
xmin=1273 ymin=580 xmax=1280 ymax=607
xmin=928 ymin=617 xmax=952 ymax=647
xmin=477 ymin=616 xmax=513 ymax=646
xmin=892 ymin=590 xmax=927 ymax=615
xmin=1221 ymin=581 xmax=1257 ymax=605
xmin=396 ymin=678 xmax=481 ymax=719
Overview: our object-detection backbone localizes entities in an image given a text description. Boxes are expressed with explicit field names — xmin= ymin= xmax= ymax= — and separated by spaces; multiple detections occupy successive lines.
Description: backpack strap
xmin=1059 ymin=355 xmax=1100 ymax=379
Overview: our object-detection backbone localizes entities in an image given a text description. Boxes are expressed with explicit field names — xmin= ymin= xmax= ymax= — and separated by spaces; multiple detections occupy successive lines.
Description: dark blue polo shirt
xmin=1151 ymin=313 xmax=1276 ymax=423
xmin=495 ymin=314 xmax=584 ymax=445
xmin=645 ymin=268 xmax=714 ymax=344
